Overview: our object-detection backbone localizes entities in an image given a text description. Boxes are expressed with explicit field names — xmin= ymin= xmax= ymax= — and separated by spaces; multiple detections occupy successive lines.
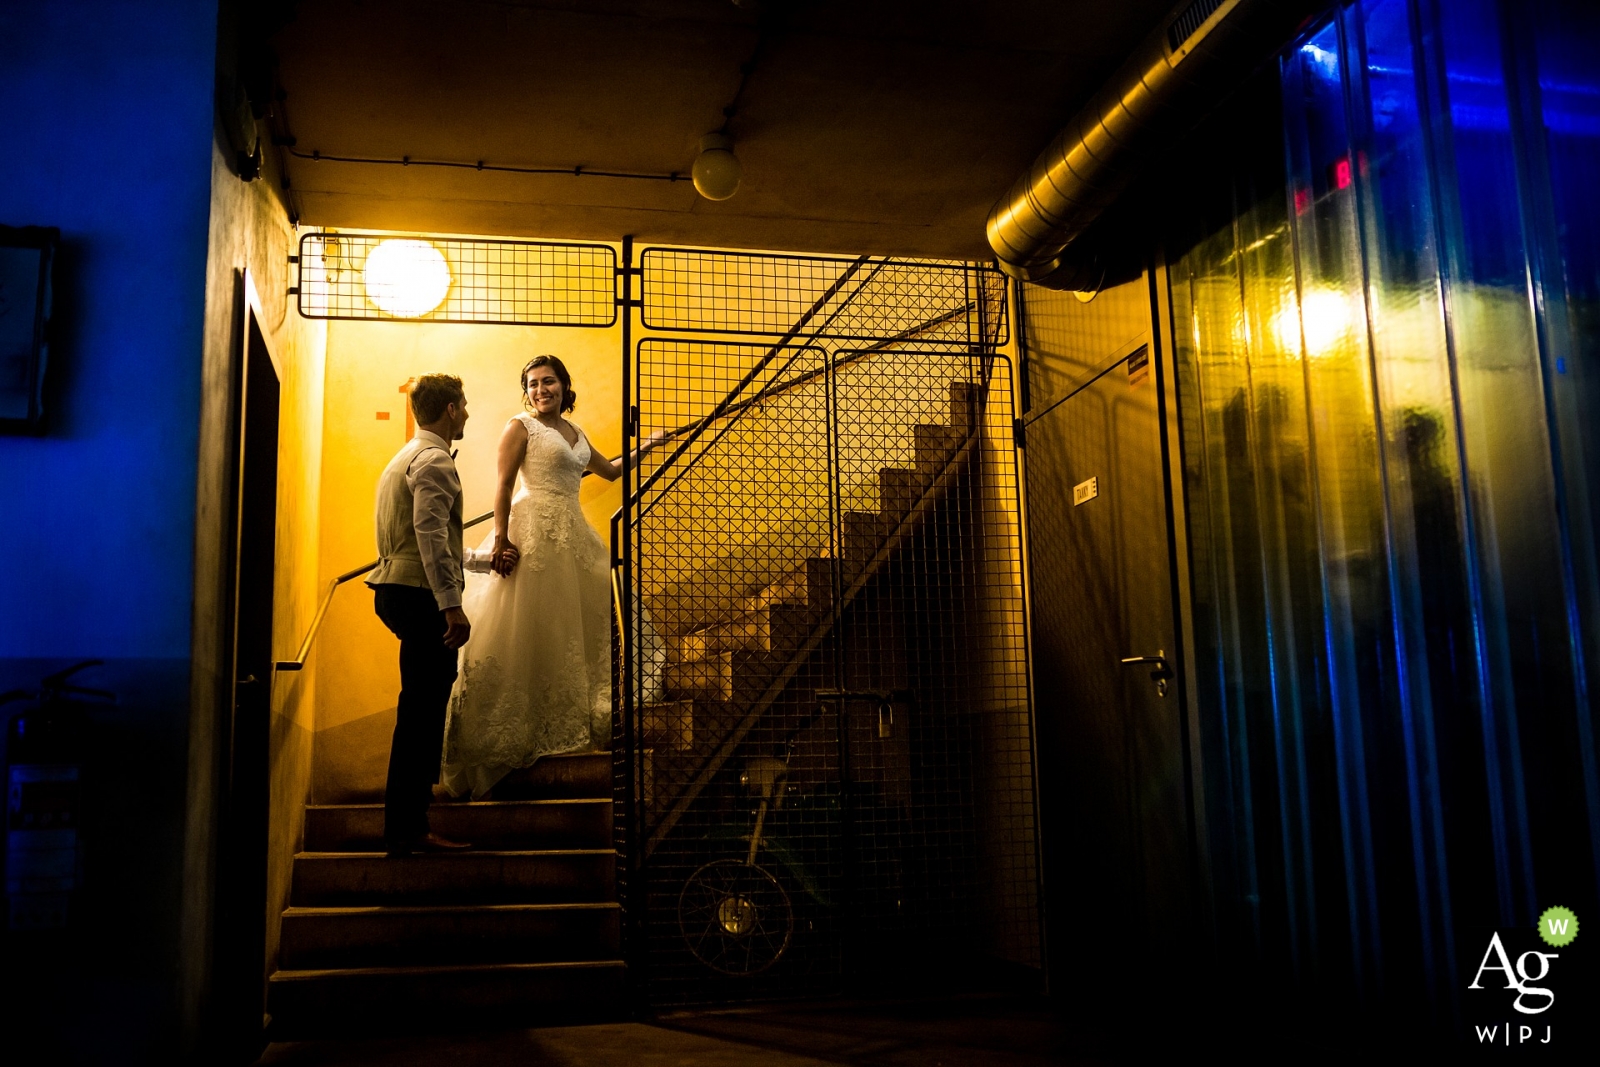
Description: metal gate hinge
xmin=1012 ymin=417 xmax=1026 ymax=447
xmin=288 ymin=286 xmax=300 ymax=296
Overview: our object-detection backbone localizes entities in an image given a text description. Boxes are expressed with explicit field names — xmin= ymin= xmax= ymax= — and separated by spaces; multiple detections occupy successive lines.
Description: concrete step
xmin=494 ymin=750 xmax=611 ymax=800
xmin=278 ymin=901 xmax=621 ymax=969
xmin=949 ymin=380 xmax=979 ymax=430
xmin=290 ymin=849 xmax=616 ymax=906
xmin=841 ymin=509 xmax=893 ymax=560
xmin=662 ymin=649 xmax=778 ymax=703
xmin=642 ymin=698 xmax=694 ymax=751
xmin=664 ymin=651 xmax=734 ymax=702
xmin=878 ymin=466 xmax=924 ymax=520
xmin=304 ymin=799 xmax=611 ymax=852
xmin=267 ymin=959 xmax=627 ymax=1037
xmin=914 ymin=423 xmax=967 ymax=475
xmin=737 ymin=556 xmax=832 ymax=618
xmin=671 ymin=602 xmax=811 ymax=663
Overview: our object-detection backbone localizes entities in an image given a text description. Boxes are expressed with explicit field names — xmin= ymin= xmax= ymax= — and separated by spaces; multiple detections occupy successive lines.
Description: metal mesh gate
xmin=618 ymin=249 xmax=1040 ymax=1007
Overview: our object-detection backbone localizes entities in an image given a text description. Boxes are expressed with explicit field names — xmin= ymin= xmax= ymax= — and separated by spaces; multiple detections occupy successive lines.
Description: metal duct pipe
xmin=987 ymin=0 xmax=1326 ymax=289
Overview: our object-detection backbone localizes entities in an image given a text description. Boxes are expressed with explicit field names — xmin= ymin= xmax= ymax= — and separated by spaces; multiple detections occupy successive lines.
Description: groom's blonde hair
xmin=410 ymin=374 xmax=464 ymax=424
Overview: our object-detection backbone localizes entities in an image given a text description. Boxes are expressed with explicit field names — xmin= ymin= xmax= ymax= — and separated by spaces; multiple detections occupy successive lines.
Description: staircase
xmin=637 ymin=380 xmax=982 ymax=849
xmin=265 ymin=375 xmax=995 ymax=1028
xmin=267 ymin=752 xmax=625 ymax=1037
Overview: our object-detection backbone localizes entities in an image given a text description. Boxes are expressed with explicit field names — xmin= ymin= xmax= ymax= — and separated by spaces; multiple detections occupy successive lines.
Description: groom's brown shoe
xmin=416 ymin=832 xmax=471 ymax=852
xmin=385 ymin=832 xmax=470 ymax=856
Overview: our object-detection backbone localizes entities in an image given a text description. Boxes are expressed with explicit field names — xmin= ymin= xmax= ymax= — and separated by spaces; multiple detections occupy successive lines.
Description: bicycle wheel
xmin=677 ymin=857 xmax=794 ymax=975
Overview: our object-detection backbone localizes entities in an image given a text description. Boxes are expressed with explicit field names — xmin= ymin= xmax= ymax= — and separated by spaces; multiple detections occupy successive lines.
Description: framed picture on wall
xmin=0 ymin=225 xmax=59 ymax=434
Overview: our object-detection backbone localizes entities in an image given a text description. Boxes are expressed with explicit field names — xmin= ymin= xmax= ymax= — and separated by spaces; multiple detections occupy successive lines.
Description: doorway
xmin=1018 ymin=274 xmax=1196 ymax=1016
xmin=217 ymin=273 xmax=281 ymax=1053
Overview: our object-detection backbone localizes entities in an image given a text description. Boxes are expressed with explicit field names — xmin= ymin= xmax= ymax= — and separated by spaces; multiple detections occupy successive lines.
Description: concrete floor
xmin=256 ymin=996 xmax=1106 ymax=1067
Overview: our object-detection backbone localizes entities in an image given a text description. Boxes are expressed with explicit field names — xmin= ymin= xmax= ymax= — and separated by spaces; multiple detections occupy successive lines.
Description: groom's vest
xmin=366 ymin=435 xmax=464 ymax=593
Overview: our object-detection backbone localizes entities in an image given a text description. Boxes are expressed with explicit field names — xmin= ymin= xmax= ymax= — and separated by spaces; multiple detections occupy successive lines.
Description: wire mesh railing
xmin=295 ymin=231 xmax=617 ymax=326
xmin=622 ymin=249 xmax=1038 ymax=1007
xmin=639 ymin=248 xmax=1008 ymax=345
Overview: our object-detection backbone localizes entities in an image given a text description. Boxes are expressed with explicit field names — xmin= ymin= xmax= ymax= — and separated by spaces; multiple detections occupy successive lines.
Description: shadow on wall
xmin=312 ymin=704 xmax=396 ymax=802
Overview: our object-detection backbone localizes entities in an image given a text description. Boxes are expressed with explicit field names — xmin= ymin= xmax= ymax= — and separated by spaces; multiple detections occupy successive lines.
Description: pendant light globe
xmin=692 ymin=133 xmax=742 ymax=201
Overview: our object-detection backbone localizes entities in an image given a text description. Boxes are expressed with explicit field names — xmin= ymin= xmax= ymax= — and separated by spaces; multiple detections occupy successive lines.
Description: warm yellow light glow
xmin=1275 ymin=289 xmax=1356 ymax=357
xmin=363 ymin=239 xmax=452 ymax=318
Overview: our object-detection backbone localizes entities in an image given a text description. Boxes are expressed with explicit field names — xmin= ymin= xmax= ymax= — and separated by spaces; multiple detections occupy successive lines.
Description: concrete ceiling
xmin=268 ymin=0 xmax=1172 ymax=259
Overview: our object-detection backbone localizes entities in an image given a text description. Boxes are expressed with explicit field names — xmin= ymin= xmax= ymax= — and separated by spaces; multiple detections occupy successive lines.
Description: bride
xmin=440 ymin=355 xmax=620 ymax=798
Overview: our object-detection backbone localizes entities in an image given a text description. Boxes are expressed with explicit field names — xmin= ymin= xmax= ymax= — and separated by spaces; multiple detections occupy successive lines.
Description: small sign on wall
xmin=1073 ymin=476 xmax=1099 ymax=506
xmin=1127 ymin=345 xmax=1150 ymax=387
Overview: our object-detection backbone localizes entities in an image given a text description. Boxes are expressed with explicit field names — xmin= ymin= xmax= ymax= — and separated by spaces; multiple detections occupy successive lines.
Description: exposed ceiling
xmin=267 ymin=0 xmax=1173 ymax=259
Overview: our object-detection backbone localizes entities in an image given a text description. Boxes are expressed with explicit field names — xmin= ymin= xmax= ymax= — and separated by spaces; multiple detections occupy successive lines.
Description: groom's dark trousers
xmin=374 ymin=583 xmax=457 ymax=848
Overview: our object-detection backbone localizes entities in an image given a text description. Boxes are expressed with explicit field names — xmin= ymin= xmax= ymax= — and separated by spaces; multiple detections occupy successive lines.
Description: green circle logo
xmin=1539 ymin=906 xmax=1579 ymax=948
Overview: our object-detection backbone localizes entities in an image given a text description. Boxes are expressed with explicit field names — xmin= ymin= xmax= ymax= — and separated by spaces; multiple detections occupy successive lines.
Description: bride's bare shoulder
xmin=500 ymin=414 xmax=534 ymax=444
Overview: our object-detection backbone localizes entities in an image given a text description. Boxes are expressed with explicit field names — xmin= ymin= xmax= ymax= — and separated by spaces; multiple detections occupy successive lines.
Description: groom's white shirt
xmin=367 ymin=429 xmax=493 ymax=610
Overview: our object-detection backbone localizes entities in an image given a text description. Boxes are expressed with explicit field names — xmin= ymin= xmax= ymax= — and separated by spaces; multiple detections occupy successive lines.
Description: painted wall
xmin=0 ymin=2 xmax=215 ymax=650
xmin=196 ymin=135 xmax=328 ymax=992
xmin=0 ymin=1 xmax=218 ymax=1061
xmin=310 ymin=311 xmax=622 ymax=800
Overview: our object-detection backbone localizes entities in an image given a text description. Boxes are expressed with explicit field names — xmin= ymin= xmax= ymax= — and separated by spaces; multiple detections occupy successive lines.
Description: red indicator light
xmin=1294 ymin=187 xmax=1311 ymax=215
xmin=1335 ymin=158 xmax=1352 ymax=189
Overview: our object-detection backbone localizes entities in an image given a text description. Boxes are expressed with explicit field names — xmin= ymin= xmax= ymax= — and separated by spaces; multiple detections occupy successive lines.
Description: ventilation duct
xmin=987 ymin=0 xmax=1327 ymax=290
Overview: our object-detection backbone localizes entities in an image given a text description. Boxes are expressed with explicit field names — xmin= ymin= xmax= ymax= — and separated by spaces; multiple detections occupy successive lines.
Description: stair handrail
xmin=630 ymin=255 xmax=874 ymax=515
xmin=627 ymin=266 xmax=1005 ymax=526
xmin=606 ymin=299 xmax=979 ymax=543
xmin=643 ymin=407 xmax=986 ymax=855
xmin=631 ymin=300 xmax=977 ymax=461
xmin=275 ymin=509 xmax=494 ymax=672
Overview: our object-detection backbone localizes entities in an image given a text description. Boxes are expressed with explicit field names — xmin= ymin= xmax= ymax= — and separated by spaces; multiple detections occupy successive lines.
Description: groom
xmin=367 ymin=374 xmax=515 ymax=856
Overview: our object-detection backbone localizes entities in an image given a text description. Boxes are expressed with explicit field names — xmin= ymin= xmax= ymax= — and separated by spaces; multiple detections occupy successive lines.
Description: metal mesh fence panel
xmin=624 ymin=248 xmax=1038 ymax=1008
xmin=639 ymin=249 xmax=1009 ymax=345
xmin=296 ymin=232 xmax=616 ymax=325
xmin=829 ymin=353 xmax=1039 ymax=978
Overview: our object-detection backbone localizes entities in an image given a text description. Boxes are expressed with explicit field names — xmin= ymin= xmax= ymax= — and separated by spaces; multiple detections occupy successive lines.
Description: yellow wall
xmin=311 ymin=312 xmax=623 ymax=799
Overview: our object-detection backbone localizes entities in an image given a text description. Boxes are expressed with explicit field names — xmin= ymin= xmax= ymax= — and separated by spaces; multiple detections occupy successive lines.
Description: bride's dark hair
xmin=521 ymin=355 xmax=576 ymax=413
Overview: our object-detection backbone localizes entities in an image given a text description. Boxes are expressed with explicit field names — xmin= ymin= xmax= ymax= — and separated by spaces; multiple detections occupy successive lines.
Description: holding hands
xmin=491 ymin=534 xmax=520 ymax=577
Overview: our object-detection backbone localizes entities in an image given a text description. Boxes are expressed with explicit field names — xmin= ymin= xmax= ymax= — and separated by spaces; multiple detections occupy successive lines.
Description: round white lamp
xmin=364 ymin=238 xmax=452 ymax=318
xmin=692 ymin=133 xmax=742 ymax=201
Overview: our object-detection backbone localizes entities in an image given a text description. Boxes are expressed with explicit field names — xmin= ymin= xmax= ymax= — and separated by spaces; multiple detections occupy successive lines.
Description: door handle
xmin=1120 ymin=650 xmax=1171 ymax=697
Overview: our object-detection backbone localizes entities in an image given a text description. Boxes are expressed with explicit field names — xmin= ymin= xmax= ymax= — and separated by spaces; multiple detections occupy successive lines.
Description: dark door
xmin=216 ymin=291 xmax=279 ymax=1053
xmin=1024 ymin=296 xmax=1192 ymax=1018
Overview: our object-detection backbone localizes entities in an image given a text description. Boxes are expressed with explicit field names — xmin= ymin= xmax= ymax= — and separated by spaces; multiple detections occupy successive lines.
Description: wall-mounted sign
xmin=0 ymin=225 xmax=58 ymax=434
xmin=1073 ymin=476 xmax=1099 ymax=506
xmin=1127 ymin=345 xmax=1150 ymax=388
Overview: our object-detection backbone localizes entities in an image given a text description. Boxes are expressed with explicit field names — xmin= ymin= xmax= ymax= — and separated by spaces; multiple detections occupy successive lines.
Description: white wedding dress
xmin=441 ymin=412 xmax=612 ymax=798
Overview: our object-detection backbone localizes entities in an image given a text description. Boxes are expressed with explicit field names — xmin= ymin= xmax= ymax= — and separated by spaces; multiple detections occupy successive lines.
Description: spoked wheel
xmin=677 ymin=858 xmax=794 ymax=975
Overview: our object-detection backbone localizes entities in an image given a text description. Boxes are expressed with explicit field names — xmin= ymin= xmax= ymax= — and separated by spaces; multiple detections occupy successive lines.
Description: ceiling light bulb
xmin=364 ymin=238 xmax=452 ymax=318
xmin=692 ymin=133 xmax=742 ymax=201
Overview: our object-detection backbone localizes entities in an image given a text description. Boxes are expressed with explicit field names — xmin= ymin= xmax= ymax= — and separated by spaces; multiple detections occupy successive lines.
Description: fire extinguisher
xmin=2 ymin=660 xmax=115 ymax=932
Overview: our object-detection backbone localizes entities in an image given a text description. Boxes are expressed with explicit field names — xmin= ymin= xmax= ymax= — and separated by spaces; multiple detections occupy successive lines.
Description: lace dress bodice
xmin=505 ymin=413 xmax=606 ymax=572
